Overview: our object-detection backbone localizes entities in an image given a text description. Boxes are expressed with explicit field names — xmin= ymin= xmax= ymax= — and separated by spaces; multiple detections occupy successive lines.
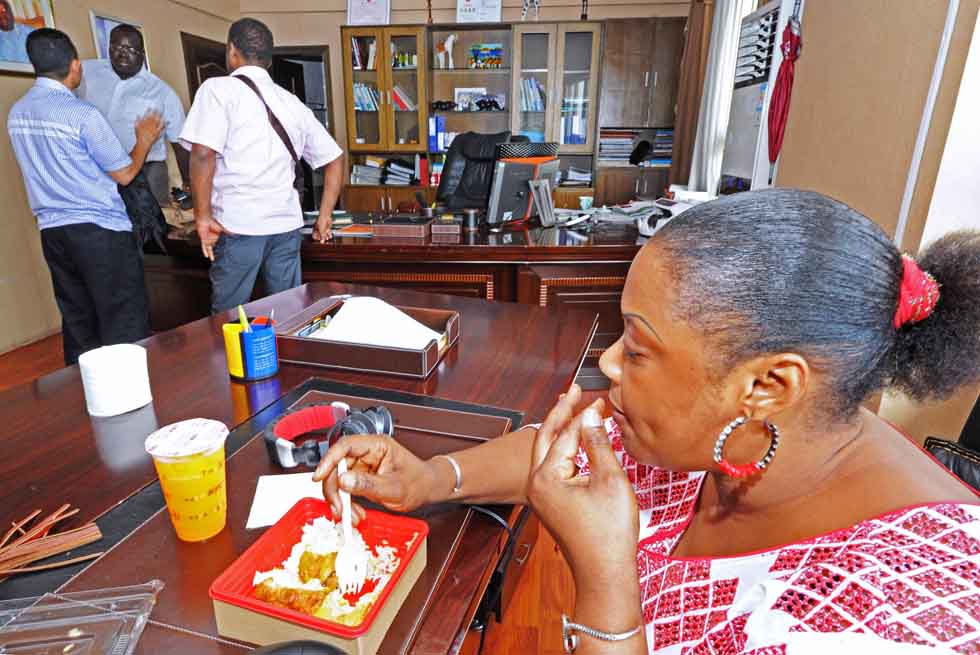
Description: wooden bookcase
xmin=342 ymin=26 xmax=429 ymax=153
xmin=340 ymin=20 xmax=678 ymax=208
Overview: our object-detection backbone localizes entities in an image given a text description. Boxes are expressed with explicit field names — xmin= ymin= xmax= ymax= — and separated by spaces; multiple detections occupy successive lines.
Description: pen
xmin=238 ymin=305 xmax=251 ymax=333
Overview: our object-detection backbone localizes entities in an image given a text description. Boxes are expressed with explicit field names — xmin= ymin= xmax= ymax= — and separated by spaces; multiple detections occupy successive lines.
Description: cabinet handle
xmin=634 ymin=178 xmax=639 ymax=194
xmin=514 ymin=542 xmax=532 ymax=565
xmin=644 ymin=71 xmax=649 ymax=87
xmin=652 ymin=71 xmax=658 ymax=88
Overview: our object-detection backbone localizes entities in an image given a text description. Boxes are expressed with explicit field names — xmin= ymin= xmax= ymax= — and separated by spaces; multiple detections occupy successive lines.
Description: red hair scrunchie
xmin=893 ymin=254 xmax=941 ymax=329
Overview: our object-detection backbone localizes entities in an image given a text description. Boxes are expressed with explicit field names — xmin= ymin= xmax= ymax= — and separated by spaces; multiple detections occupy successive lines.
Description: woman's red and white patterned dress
xmin=582 ymin=420 xmax=980 ymax=654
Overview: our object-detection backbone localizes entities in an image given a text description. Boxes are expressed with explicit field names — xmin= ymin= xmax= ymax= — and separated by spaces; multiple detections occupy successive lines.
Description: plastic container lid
xmin=144 ymin=418 xmax=228 ymax=459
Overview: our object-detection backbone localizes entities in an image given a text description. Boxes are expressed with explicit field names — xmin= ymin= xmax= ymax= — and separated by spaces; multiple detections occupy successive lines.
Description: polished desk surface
xmin=0 ymin=283 xmax=599 ymax=653
xmin=163 ymin=219 xmax=643 ymax=264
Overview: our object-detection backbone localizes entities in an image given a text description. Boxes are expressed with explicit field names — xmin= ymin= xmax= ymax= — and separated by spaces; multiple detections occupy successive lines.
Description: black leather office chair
xmin=925 ymin=395 xmax=980 ymax=491
xmin=436 ymin=131 xmax=529 ymax=211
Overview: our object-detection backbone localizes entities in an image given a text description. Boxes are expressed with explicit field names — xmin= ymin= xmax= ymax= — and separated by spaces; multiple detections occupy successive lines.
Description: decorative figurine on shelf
xmin=435 ymin=34 xmax=457 ymax=69
xmin=522 ymin=0 xmax=541 ymax=21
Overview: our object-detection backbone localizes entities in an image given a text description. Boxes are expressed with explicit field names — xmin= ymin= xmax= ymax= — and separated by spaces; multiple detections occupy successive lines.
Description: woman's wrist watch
xmin=562 ymin=615 xmax=642 ymax=653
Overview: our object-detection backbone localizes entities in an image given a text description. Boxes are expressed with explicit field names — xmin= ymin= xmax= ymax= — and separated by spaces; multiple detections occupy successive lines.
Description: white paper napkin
xmin=245 ymin=473 xmax=325 ymax=529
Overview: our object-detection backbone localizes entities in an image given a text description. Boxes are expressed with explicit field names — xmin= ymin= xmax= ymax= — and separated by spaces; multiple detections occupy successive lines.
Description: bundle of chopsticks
xmin=0 ymin=505 xmax=103 ymax=582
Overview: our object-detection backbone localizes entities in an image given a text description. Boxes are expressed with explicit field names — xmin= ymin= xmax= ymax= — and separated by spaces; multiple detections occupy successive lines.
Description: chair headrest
xmin=458 ymin=131 xmax=513 ymax=161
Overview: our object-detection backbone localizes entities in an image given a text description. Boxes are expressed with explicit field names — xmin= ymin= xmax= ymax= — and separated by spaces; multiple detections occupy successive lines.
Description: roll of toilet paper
xmin=78 ymin=344 xmax=153 ymax=417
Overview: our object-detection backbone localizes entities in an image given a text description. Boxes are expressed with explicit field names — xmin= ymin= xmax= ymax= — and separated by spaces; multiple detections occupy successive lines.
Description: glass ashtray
xmin=0 ymin=580 xmax=163 ymax=655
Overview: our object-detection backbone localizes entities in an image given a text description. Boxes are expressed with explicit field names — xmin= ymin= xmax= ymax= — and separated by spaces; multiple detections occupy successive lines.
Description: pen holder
xmin=222 ymin=318 xmax=278 ymax=381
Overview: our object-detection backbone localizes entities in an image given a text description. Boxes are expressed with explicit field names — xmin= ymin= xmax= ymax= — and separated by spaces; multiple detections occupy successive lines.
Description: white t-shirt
xmin=78 ymin=59 xmax=186 ymax=163
xmin=179 ymin=66 xmax=343 ymax=236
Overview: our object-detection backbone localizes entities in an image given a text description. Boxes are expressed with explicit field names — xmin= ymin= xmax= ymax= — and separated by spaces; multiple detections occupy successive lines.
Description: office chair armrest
xmin=924 ymin=437 xmax=980 ymax=492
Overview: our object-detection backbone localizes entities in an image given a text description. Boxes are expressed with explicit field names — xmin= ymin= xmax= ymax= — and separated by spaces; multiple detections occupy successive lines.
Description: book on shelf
xmin=364 ymin=155 xmax=386 ymax=168
xmin=564 ymin=166 xmax=592 ymax=186
xmin=427 ymin=115 xmax=447 ymax=152
xmin=519 ymin=77 xmax=546 ymax=112
xmin=391 ymin=85 xmax=417 ymax=111
xmin=366 ymin=42 xmax=376 ymax=70
xmin=351 ymin=37 xmax=363 ymax=70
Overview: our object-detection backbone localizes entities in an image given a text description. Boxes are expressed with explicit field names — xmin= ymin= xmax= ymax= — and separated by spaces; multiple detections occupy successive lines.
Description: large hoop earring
xmin=712 ymin=416 xmax=780 ymax=479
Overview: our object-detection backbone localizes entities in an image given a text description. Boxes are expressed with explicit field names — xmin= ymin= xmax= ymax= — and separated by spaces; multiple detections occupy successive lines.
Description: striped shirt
xmin=7 ymin=77 xmax=132 ymax=232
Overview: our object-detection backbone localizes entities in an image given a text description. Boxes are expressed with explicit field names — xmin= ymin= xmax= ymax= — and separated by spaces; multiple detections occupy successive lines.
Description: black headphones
xmin=263 ymin=402 xmax=395 ymax=468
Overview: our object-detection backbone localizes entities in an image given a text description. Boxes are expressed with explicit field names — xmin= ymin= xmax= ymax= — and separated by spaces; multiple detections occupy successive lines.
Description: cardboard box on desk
xmin=274 ymin=297 xmax=460 ymax=378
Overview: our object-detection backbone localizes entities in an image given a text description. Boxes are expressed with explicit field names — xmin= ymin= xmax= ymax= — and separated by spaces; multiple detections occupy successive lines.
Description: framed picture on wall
xmin=0 ymin=0 xmax=56 ymax=74
xmin=89 ymin=11 xmax=149 ymax=69
xmin=347 ymin=0 xmax=390 ymax=26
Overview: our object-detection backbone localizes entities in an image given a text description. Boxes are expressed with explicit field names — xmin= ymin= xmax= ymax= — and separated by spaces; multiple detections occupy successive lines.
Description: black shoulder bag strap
xmin=235 ymin=75 xmax=304 ymax=192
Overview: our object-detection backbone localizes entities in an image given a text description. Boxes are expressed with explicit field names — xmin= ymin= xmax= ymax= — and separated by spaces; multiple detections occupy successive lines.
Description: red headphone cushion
xmin=272 ymin=405 xmax=341 ymax=443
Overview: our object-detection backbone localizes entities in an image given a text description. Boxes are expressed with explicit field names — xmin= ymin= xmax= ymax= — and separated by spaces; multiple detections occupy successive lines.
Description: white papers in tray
xmin=310 ymin=296 xmax=442 ymax=350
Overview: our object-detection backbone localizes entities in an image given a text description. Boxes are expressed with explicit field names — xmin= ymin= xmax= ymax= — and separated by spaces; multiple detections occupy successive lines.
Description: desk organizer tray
xmin=373 ymin=216 xmax=433 ymax=239
xmin=431 ymin=217 xmax=462 ymax=236
xmin=275 ymin=297 xmax=460 ymax=378
xmin=210 ymin=499 xmax=428 ymax=655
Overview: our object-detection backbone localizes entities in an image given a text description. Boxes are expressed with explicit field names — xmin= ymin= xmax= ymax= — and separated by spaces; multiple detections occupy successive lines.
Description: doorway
xmin=272 ymin=46 xmax=336 ymax=212
xmin=180 ymin=32 xmax=226 ymax=99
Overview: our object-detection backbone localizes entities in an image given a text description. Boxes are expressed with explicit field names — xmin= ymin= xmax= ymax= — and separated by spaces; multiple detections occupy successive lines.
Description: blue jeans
xmin=210 ymin=229 xmax=303 ymax=314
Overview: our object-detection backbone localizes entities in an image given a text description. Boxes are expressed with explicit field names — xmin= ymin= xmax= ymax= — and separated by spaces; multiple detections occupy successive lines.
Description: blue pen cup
xmin=233 ymin=320 xmax=279 ymax=381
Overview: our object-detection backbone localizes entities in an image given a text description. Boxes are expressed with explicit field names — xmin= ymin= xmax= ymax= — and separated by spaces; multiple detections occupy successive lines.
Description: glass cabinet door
xmin=383 ymin=27 xmax=427 ymax=152
xmin=344 ymin=28 xmax=386 ymax=151
xmin=512 ymin=25 xmax=557 ymax=144
xmin=555 ymin=24 xmax=601 ymax=153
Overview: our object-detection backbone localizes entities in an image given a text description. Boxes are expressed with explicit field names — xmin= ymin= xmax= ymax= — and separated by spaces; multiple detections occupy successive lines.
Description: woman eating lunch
xmin=314 ymin=189 xmax=980 ymax=653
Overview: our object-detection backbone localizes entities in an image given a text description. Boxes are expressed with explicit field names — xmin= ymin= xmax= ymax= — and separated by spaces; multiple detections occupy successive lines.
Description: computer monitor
xmin=485 ymin=157 xmax=559 ymax=225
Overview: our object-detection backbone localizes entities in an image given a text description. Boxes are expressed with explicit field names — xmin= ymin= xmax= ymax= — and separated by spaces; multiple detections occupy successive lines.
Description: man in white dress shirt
xmin=78 ymin=24 xmax=189 ymax=206
xmin=180 ymin=18 xmax=344 ymax=314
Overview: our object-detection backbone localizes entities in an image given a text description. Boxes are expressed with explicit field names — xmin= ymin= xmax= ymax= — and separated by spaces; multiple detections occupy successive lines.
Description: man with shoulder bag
xmin=180 ymin=18 xmax=344 ymax=314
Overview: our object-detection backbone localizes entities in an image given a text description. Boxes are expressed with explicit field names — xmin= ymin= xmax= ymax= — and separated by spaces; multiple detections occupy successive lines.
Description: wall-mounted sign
xmin=457 ymin=0 xmax=502 ymax=23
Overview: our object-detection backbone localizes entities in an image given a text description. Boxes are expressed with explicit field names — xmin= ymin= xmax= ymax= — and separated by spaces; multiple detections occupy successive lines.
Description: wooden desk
xmin=146 ymin=222 xmax=640 ymax=386
xmin=0 ymin=283 xmax=598 ymax=654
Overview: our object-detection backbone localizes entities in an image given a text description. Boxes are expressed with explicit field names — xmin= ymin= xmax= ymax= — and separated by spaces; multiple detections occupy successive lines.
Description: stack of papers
xmin=310 ymin=297 xmax=441 ymax=350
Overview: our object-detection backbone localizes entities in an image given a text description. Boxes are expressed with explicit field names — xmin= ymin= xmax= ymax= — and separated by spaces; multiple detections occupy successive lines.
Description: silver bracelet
xmin=436 ymin=454 xmax=462 ymax=494
xmin=562 ymin=614 xmax=642 ymax=653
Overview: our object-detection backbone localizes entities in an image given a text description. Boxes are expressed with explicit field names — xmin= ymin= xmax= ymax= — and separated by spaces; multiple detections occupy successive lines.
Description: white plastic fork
xmin=335 ymin=458 xmax=368 ymax=595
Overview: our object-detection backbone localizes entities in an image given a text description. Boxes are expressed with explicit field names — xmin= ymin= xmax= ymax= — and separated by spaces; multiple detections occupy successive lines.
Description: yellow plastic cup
xmin=144 ymin=418 xmax=229 ymax=542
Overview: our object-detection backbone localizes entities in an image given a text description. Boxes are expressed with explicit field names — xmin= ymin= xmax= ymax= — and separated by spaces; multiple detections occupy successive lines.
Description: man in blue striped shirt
xmin=7 ymin=28 xmax=164 ymax=365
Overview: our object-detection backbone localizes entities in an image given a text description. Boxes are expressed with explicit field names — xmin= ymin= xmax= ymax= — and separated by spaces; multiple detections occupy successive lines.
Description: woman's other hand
xmin=528 ymin=399 xmax=640 ymax=592
xmin=312 ymin=435 xmax=443 ymax=524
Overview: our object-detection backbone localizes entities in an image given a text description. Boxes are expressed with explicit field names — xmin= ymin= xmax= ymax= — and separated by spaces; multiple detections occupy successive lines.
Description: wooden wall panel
xmin=775 ymin=0 xmax=949 ymax=237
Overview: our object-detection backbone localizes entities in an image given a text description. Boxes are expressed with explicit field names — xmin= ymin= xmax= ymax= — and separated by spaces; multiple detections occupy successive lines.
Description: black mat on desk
xmin=0 ymin=378 xmax=521 ymax=600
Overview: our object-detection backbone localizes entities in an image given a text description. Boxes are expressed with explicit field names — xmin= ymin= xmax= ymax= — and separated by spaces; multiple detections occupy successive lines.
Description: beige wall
xmin=777 ymin=0 xmax=979 ymax=247
xmin=0 ymin=1 xmax=232 ymax=354
xmin=776 ymin=0 xmax=980 ymax=443
xmin=244 ymin=0 xmax=690 ymax=151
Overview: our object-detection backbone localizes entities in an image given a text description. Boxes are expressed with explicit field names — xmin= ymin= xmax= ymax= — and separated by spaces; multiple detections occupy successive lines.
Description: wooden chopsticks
xmin=0 ymin=505 xmax=103 ymax=581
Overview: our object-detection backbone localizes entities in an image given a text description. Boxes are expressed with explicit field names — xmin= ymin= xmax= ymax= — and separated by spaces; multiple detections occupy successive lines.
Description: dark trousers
xmin=209 ymin=230 xmax=303 ymax=314
xmin=41 ymin=223 xmax=151 ymax=365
